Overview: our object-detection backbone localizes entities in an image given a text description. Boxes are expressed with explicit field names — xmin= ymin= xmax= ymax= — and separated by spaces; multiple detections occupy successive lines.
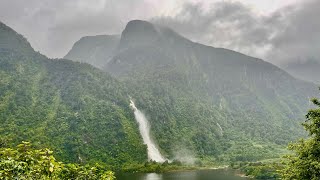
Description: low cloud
xmin=0 ymin=0 xmax=158 ymax=58
xmin=0 ymin=0 xmax=319 ymax=65
xmin=269 ymin=0 xmax=320 ymax=64
xmin=153 ymin=0 xmax=320 ymax=65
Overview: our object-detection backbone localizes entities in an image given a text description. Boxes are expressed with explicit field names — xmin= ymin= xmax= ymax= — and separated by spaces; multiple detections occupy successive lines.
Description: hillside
xmin=1 ymin=19 xmax=318 ymax=167
xmin=85 ymin=20 xmax=317 ymax=161
xmin=0 ymin=22 xmax=35 ymax=55
xmin=0 ymin=22 xmax=146 ymax=168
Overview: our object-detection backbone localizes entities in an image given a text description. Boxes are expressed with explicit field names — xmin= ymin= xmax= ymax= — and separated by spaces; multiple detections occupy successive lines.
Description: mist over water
xmin=129 ymin=99 xmax=166 ymax=162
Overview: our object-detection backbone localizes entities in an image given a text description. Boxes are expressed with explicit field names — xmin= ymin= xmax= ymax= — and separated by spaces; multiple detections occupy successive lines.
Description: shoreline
xmin=117 ymin=165 xmax=256 ymax=179
xmin=119 ymin=165 xmax=231 ymax=174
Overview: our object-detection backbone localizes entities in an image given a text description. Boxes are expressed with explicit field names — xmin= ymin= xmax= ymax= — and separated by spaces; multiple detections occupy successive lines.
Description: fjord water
xmin=116 ymin=169 xmax=251 ymax=180
xmin=129 ymin=99 xmax=166 ymax=162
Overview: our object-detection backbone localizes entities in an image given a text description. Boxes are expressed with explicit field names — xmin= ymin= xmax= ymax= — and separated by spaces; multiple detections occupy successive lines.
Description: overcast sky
xmin=0 ymin=0 xmax=319 ymax=65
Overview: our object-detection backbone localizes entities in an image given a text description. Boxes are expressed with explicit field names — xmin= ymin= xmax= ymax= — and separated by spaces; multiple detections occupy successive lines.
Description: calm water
xmin=116 ymin=169 xmax=252 ymax=180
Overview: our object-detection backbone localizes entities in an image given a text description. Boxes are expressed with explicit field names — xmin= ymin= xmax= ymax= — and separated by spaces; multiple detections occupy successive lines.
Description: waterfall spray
xmin=129 ymin=98 xmax=166 ymax=162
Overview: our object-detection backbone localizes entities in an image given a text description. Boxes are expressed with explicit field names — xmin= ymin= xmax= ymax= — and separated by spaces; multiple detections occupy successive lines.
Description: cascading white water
xmin=216 ymin=122 xmax=223 ymax=136
xmin=129 ymin=99 xmax=166 ymax=162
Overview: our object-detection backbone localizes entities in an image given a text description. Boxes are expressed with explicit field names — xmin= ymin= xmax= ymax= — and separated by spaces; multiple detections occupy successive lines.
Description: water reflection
xmin=144 ymin=173 xmax=162 ymax=180
xmin=165 ymin=171 xmax=197 ymax=180
xmin=116 ymin=169 xmax=250 ymax=180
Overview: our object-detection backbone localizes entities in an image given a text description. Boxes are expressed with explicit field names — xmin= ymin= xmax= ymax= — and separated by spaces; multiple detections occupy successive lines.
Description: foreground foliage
xmin=281 ymin=89 xmax=320 ymax=179
xmin=0 ymin=141 xmax=115 ymax=180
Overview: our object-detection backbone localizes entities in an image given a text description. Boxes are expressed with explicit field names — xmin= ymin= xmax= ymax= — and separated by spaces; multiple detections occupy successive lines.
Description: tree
xmin=0 ymin=141 xmax=115 ymax=180
xmin=281 ymin=89 xmax=320 ymax=180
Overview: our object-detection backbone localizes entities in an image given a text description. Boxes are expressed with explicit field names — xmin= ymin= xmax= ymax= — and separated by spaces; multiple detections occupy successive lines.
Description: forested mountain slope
xmin=1 ymin=19 xmax=318 ymax=167
xmin=104 ymin=20 xmax=317 ymax=161
xmin=66 ymin=20 xmax=318 ymax=162
xmin=0 ymin=21 xmax=146 ymax=168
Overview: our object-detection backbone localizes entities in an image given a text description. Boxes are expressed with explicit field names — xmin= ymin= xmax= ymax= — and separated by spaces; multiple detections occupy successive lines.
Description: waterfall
xmin=216 ymin=122 xmax=223 ymax=136
xmin=129 ymin=99 xmax=166 ymax=162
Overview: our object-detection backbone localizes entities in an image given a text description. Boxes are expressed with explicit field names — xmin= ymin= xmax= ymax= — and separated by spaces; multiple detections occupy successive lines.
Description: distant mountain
xmin=0 ymin=21 xmax=146 ymax=167
xmin=64 ymin=35 xmax=119 ymax=68
xmin=283 ymin=60 xmax=320 ymax=84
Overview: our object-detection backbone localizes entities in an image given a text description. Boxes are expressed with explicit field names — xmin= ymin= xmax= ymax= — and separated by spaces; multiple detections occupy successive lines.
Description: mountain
xmin=102 ymin=20 xmax=317 ymax=161
xmin=283 ymin=59 xmax=320 ymax=84
xmin=0 ymin=22 xmax=34 ymax=55
xmin=64 ymin=35 xmax=120 ymax=68
xmin=1 ymin=19 xmax=318 ymax=167
xmin=0 ymin=22 xmax=146 ymax=167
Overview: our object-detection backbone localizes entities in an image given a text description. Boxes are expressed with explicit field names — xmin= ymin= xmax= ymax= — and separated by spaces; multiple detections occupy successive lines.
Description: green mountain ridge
xmin=106 ymin=20 xmax=317 ymax=158
xmin=0 ymin=21 xmax=146 ymax=168
xmin=0 ymin=19 xmax=318 ymax=168
xmin=69 ymin=20 xmax=318 ymax=161
xmin=0 ymin=22 xmax=34 ymax=55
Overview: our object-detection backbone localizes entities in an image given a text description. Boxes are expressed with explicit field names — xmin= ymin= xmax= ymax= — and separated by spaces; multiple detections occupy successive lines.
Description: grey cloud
xmin=153 ymin=1 xmax=275 ymax=60
xmin=269 ymin=0 xmax=320 ymax=64
xmin=0 ymin=0 xmax=319 ymax=65
xmin=0 ymin=0 xmax=157 ymax=58
xmin=153 ymin=0 xmax=320 ymax=65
